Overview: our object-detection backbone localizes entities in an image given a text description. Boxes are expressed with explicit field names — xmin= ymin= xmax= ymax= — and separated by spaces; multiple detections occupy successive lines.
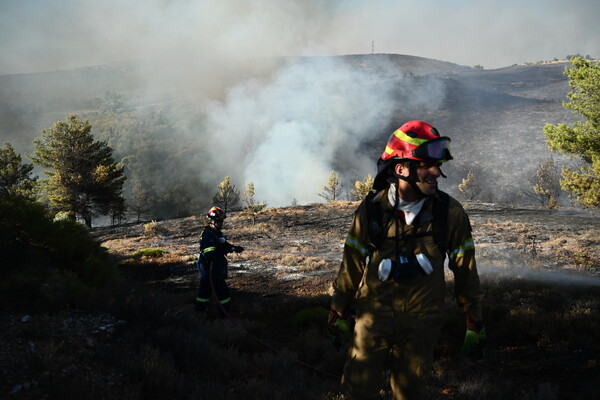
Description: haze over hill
xmin=2 ymin=0 xmax=598 ymax=75
xmin=0 ymin=54 xmax=581 ymax=215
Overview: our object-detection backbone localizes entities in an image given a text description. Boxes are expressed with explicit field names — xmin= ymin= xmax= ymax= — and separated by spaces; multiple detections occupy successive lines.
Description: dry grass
xmin=4 ymin=258 xmax=599 ymax=399
xmin=3 ymin=202 xmax=600 ymax=399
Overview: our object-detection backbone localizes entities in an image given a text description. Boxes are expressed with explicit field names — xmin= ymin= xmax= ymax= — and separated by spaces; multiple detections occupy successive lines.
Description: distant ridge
xmin=287 ymin=53 xmax=473 ymax=76
xmin=340 ymin=53 xmax=473 ymax=75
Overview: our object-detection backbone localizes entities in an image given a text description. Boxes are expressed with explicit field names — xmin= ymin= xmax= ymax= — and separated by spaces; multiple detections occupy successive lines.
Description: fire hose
xmin=193 ymin=247 xmax=341 ymax=261
xmin=241 ymin=247 xmax=340 ymax=260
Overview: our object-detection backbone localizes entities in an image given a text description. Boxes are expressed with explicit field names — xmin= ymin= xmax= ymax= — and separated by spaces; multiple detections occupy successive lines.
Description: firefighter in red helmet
xmin=329 ymin=121 xmax=485 ymax=399
xmin=195 ymin=206 xmax=244 ymax=317
xmin=374 ymin=120 xmax=453 ymax=195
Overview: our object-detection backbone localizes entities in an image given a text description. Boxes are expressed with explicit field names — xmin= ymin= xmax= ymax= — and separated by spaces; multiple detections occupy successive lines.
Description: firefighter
xmin=196 ymin=206 xmax=244 ymax=317
xmin=329 ymin=121 xmax=486 ymax=399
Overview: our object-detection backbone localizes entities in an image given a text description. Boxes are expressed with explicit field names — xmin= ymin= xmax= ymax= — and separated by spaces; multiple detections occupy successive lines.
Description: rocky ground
xmin=2 ymin=201 xmax=600 ymax=399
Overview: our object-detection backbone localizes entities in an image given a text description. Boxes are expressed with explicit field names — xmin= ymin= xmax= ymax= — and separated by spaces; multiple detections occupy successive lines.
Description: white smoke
xmin=1 ymin=0 xmax=599 ymax=75
xmin=201 ymin=57 xmax=439 ymax=206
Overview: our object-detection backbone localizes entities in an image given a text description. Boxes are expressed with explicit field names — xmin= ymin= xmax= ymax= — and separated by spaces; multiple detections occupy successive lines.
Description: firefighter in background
xmin=329 ymin=121 xmax=486 ymax=399
xmin=196 ymin=206 xmax=244 ymax=317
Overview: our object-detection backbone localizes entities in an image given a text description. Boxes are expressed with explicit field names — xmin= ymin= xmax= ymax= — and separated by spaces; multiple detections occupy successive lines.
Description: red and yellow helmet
xmin=373 ymin=121 xmax=453 ymax=190
xmin=381 ymin=120 xmax=453 ymax=163
xmin=207 ymin=206 xmax=226 ymax=220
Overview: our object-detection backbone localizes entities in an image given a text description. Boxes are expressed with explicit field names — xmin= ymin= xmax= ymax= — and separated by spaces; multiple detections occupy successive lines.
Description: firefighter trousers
xmin=342 ymin=309 xmax=443 ymax=400
xmin=196 ymin=268 xmax=231 ymax=317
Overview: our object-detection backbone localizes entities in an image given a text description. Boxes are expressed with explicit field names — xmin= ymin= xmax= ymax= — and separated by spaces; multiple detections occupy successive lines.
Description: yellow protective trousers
xmin=342 ymin=309 xmax=443 ymax=400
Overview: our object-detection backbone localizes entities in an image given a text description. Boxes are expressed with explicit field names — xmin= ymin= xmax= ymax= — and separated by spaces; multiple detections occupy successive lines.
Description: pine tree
xmin=544 ymin=57 xmax=600 ymax=209
xmin=529 ymin=158 xmax=562 ymax=209
xmin=458 ymin=171 xmax=481 ymax=201
xmin=242 ymin=182 xmax=267 ymax=224
xmin=31 ymin=115 xmax=126 ymax=227
xmin=0 ymin=143 xmax=37 ymax=199
xmin=130 ymin=182 xmax=153 ymax=222
xmin=212 ymin=176 xmax=240 ymax=213
xmin=319 ymin=170 xmax=343 ymax=202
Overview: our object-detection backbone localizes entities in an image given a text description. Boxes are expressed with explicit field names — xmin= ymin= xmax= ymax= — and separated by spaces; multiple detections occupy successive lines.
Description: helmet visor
xmin=412 ymin=137 xmax=453 ymax=162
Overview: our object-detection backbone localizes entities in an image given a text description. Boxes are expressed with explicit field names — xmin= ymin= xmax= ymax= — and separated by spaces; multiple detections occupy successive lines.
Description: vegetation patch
xmin=132 ymin=248 xmax=167 ymax=259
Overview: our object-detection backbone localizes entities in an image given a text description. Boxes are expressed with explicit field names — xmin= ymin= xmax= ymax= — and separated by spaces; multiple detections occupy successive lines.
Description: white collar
xmin=388 ymin=183 xmax=426 ymax=225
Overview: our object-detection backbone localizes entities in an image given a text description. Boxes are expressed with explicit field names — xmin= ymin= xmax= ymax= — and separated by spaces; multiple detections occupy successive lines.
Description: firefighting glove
xmin=462 ymin=315 xmax=487 ymax=361
xmin=232 ymin=246 xmax=244 ymax=253
xmin=327 ymin=308 xmax=352 ymax=351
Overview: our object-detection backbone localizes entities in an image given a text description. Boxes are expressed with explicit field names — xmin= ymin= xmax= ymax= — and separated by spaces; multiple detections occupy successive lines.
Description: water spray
xmin=479 ymin=264 xmax=600 ymax=287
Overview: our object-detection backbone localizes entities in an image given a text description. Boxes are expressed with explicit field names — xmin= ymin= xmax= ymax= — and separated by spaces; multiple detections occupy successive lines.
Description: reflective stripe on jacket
xmin=199 ymin=226 xmax=233 ymax=276
xmin=331 ymin=188 xmax=483 ymax=320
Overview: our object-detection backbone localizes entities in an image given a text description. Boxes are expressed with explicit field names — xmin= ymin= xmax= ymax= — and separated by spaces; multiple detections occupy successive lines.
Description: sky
xmin=0 ymin=0 xmax=599 ymax=75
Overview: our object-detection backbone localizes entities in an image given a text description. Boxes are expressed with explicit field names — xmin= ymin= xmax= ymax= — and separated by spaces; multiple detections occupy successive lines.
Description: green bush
xmin=0 ymin=194 xmax=54 ymax=269
xmin=132 ymin=248 xmax=167 ymax=259
xmin=0 ymin=194 xmax=118 ymax=310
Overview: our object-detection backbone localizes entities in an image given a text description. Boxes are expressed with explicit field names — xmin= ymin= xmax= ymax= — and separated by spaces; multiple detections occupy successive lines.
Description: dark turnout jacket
xmin=331 ymin=188 xmax=483 ymax=321
xmin=199 ymin=225 xmax=235 ymax=278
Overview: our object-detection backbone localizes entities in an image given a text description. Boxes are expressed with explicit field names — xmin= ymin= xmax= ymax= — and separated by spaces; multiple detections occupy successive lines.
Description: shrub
xmin=458 ymin=171 xmax=481 ymax=201
xmin=144 ymin=220 xmax=160 ymax=237
xmin=0 ymin=194 xmax=118 ymax=310
xmin=350 ymin=174 xmax=374 ymax=201
xmin=130 ymin=345 xmax=184 ymax=398
xmin=0 ymin=194 xmax=53 ymax=270
xmin=132 ymin=248 xmax=167 ymax=259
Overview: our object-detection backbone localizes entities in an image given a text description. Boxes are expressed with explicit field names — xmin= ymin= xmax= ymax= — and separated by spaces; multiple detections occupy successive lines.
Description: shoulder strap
xmin=365 ymin=189 xmax=450 ymax=255
xmin=364 ymin=191 xmax=385 ymax=255
xmin=432 ymin=189 xmax=450 ymax=254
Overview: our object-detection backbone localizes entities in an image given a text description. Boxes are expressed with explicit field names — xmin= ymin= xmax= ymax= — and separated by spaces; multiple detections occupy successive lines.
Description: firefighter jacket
xmin=331 ymin=187 xmax=483 ymax=321
xmin=198 ymin=225 xmax=235 ymax=279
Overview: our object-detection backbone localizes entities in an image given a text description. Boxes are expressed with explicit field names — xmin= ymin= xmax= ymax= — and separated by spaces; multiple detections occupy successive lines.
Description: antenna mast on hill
xmin=371 ymin=40 xmax=375 ymax=54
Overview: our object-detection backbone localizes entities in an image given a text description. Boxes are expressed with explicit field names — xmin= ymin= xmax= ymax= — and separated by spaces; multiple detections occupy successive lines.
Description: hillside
xmin=2 ymin=201 xmax=599 ymax=399
xmin=0 ymin=54 xmax=582 ymax=216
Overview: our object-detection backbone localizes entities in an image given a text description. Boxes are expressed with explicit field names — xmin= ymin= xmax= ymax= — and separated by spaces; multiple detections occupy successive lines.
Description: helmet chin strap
xmin=392 ymin=160 xmax=446 ymax=198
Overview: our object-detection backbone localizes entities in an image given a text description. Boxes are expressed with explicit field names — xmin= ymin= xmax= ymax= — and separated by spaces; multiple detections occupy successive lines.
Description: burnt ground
xmin=92 ymin=201 xmax=600 ymax=300
xmin=2 ymin=201 xmax=600 ymax=399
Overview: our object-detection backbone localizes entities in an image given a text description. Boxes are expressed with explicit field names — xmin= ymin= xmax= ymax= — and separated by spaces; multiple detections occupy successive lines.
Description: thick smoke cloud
xmin=1 ymin=0 xmax=599 ymax=75
xmin=201 ymin=58 xmax=444 ymax=206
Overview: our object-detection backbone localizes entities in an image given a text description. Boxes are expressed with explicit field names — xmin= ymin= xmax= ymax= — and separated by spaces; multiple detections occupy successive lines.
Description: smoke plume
xmin=1 ymin=0 xmax=599 ymax=208
xmin=196 ymin=57 xmax=445 ymax=206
